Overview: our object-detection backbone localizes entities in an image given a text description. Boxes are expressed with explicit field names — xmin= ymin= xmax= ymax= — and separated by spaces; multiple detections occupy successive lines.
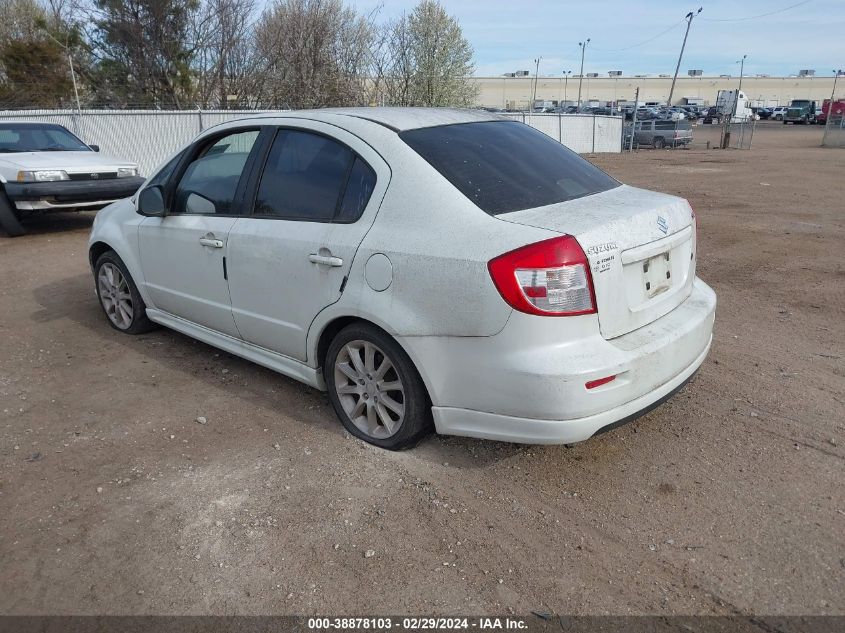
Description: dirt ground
xmin=1 ymin=121 xmax=843 ymax=617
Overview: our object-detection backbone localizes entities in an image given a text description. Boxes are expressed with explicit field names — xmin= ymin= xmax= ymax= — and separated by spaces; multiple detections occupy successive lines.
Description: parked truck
xmin=715 ymin=89 xmax=754 ymax=122
xmin=783 ymin=99 xmax=817 ymax=124
xmin=816 ymin=98 xmax=845 ymax=125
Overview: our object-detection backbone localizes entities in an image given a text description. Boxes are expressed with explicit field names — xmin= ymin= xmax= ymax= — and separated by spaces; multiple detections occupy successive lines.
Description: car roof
xmin=227 ymin=107 xmax=504 ymax=133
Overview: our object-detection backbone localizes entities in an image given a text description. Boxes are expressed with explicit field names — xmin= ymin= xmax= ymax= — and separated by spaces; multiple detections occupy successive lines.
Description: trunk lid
xmin=497 ymin=184 xmax=696 ymax=339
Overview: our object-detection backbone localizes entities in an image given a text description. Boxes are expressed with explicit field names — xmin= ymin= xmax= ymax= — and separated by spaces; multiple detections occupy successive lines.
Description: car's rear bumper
xmin=5 ymin=177 xmax=144 ymax=211
xmin=400 ymin=277 xmax=716 ymax=445
xmin=430 ymin=339 xmax=709 ymax=444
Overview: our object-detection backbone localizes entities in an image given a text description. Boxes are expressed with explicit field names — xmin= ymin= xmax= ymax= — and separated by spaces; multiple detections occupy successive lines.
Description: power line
xmin=590 ymin=18 xmax=686 ymax=52
xmin=699 ymin=0 xmax=813 ymax=22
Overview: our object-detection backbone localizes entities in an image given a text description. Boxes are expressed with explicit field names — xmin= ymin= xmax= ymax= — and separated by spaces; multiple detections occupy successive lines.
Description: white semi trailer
xmin=716 ymin=90 xmax=755 ymax=122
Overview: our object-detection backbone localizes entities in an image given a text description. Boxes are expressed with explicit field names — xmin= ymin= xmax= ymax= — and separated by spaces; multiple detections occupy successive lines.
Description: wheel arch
xmin=312 ymin=314 xmax=435 ymax=407
xmin=88 ymin=240 xmax=114 ymax=270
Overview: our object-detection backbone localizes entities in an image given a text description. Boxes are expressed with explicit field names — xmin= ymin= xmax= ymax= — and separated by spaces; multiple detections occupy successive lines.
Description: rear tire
xmin=94 ymin=250 xmax=156 ymax=334
xmin=653 ymin=137 xmax=666 ymax=149
xmin=325 ymin=323 xmax=432 ymax=450
xmin=0 ymin=191 xmax=25 ymax=237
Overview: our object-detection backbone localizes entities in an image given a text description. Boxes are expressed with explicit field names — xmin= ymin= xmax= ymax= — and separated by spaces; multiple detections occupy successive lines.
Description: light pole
xmin=823 ymin=69 xmax=843 ymax=143
xmin=737 ymin=54 xmax=747 ymax=91
xmin=667 ymin=8 xmax=702 ymax=107
xmin=532 ymin=57 xmax=541 ymax=108
xmin=563 ymin=70 xmax=571 ymax=107
xmin=577 ymin=39 xmax=589 ymax=109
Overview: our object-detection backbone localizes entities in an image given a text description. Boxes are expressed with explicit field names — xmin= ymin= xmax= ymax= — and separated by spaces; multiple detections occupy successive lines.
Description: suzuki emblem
xmin=657 ymin=216 xmax=669 ymax=235
xmin=90 ymin=173 xmax=100 ymax=179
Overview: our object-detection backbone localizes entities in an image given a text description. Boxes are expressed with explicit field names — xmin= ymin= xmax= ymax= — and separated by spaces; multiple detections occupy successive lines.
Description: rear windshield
xmin=400 ymin=120 xmax=619 ymax=215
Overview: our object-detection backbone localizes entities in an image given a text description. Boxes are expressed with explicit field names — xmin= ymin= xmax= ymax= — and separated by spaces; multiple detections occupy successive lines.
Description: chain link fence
xmin=720 ymin=119 xmax=757 ymax=150
xmin=0 ymin=109 xmax=270 ymax=175
xmin=822 ymin=117 xmax=845 ymax=148
xmin=0 ymin=109 xmax=624 ymax=175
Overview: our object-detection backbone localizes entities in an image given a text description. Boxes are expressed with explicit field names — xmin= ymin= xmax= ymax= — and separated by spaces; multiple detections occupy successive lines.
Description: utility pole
xmin=577 ymin=39 xmax=589 ymax=109
xmin=68 ymin=53 xmax=81 ymax=114
xmin=667 ymin=8 xmax=702 ymax=107
xmin=823 ymin=69 xmax=843 ymax=145
xmin=629 ymin=86 xmax=640 ymax=152
xmin=532 ymin=58 xmax=541 ymax=107
xmin=737 ymin=54 xmax=747 ymax=91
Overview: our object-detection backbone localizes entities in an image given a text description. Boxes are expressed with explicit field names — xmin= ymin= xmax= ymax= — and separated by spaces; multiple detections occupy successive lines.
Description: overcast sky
xmin=348 ymin=0 xmax=844 ymax=78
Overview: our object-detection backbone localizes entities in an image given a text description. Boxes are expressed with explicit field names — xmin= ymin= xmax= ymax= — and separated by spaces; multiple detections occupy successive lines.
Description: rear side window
xmin=336 ymin=158 xmax=376 ymax=223
xmin=254 ymin=130 xmax=354 ymax=222
xmin=400 ymin=121 xmax=619 ymax=215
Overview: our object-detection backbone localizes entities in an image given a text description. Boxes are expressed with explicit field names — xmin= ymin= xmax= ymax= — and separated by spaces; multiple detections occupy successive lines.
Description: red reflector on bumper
xmin=585 ymin=375 xmax=616 ymax=390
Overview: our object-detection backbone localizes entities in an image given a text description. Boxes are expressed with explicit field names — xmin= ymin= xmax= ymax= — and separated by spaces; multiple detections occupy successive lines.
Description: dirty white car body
xmin=88 ymin=108 xmax=716 ymax=449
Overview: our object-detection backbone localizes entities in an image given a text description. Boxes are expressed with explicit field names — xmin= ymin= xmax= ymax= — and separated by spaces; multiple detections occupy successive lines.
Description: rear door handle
xmin=308 ymin=253 xmax=343 ymax=267
xmin=199 ymin=237 xmax=224 ymax=248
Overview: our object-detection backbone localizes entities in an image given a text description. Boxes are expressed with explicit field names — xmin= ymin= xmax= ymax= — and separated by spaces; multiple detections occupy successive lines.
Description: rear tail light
xmin=487 ymin=235 xmax=597 ymax=316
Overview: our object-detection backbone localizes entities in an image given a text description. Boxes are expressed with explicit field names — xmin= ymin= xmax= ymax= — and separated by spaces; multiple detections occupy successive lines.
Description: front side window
xmin=172 ymin=130 xmax=259 ymax=215
xmin=254 ymin=130 xmax=359 ymax=222
xmin=400 ymin=121 xmax=619 ymax=215
xmin=146 ymin=151 xmax=184 ymax=189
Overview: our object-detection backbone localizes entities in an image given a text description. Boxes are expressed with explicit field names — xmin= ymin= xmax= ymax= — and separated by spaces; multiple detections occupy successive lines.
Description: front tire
xmin=95 ymin=251 xmax=156 ymax=334
xmin=0 ymin=191 xmax=25 ymax=237
xmin=325 ymin=323 xmax=432 ymax=450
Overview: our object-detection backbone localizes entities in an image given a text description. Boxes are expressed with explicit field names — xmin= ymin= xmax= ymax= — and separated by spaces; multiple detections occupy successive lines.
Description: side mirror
xmin=137 ymin=185 xmax=166 ymax=217
xmin=89 ymin=144 xmax=100 ymax=152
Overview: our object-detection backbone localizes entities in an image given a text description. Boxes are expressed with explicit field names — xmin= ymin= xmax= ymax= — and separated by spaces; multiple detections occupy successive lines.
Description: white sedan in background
xmin=0 ymin=121 xmax=143 ymax=236
xmin=88 ymin=108 xmax=716 ymax=450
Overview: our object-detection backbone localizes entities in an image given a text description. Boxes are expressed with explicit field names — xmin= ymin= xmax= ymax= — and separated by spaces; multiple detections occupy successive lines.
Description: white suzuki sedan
xmin=88 ymin=108 xmax=716 ymax=450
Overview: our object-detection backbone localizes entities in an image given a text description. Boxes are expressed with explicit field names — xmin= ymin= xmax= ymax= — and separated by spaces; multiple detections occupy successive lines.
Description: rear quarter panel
xmin=306 ymin=132 xmax=557 ymax=351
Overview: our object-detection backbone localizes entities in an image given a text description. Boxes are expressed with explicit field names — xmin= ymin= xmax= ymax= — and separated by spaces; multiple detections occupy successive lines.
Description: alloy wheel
xmin=333 ymin=339 xmax=405 ymax=439
xmin=98 ymin=262 xmax=134 ymax=330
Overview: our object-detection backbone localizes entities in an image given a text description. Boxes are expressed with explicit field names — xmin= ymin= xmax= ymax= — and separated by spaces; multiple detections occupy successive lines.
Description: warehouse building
xmin=473 ymin=74 xmax=841 ymax=109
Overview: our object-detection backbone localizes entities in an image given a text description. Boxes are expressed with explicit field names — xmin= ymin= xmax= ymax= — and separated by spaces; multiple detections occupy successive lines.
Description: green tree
xmin=0 ymin=38 xmax=74 ymax=107
xmin=88 ymin=0 xmax=200 ymax=107
xmin=0 ymin=0 xmax=83 ymax=108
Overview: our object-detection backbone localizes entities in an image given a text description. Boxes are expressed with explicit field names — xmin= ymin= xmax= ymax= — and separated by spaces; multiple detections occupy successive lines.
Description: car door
xmin=226 ymin=121 xmax=389 ymax=362
xmin=138 ymin=128 xmax=262 ymax=338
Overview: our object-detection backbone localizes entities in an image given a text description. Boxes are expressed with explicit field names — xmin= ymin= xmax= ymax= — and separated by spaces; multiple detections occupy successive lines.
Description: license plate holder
xmin=642 ymin=252 xmax=672 ymax=298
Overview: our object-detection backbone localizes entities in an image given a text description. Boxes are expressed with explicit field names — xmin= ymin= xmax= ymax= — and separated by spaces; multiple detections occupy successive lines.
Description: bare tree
xmin=253 ymin=0 xmax=374 ymax=109
xmin=0 ymin=0 xmax=44 ymax=43
xmin=193 ymin=0 xmax=257 ymax=108
xmin=377 ymin=0 xmax=476 ymax=107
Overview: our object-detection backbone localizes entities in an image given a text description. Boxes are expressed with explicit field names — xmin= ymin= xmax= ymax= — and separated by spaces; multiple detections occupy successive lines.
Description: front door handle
xmin=199 ymin=237 xmax=224 ymax=248
xmin=309 ymin=253 xmax=343 ymax=267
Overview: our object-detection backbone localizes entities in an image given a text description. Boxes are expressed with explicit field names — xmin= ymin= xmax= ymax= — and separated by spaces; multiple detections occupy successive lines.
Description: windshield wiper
xmin=0 ymin=148 xmax=26 ymax=153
